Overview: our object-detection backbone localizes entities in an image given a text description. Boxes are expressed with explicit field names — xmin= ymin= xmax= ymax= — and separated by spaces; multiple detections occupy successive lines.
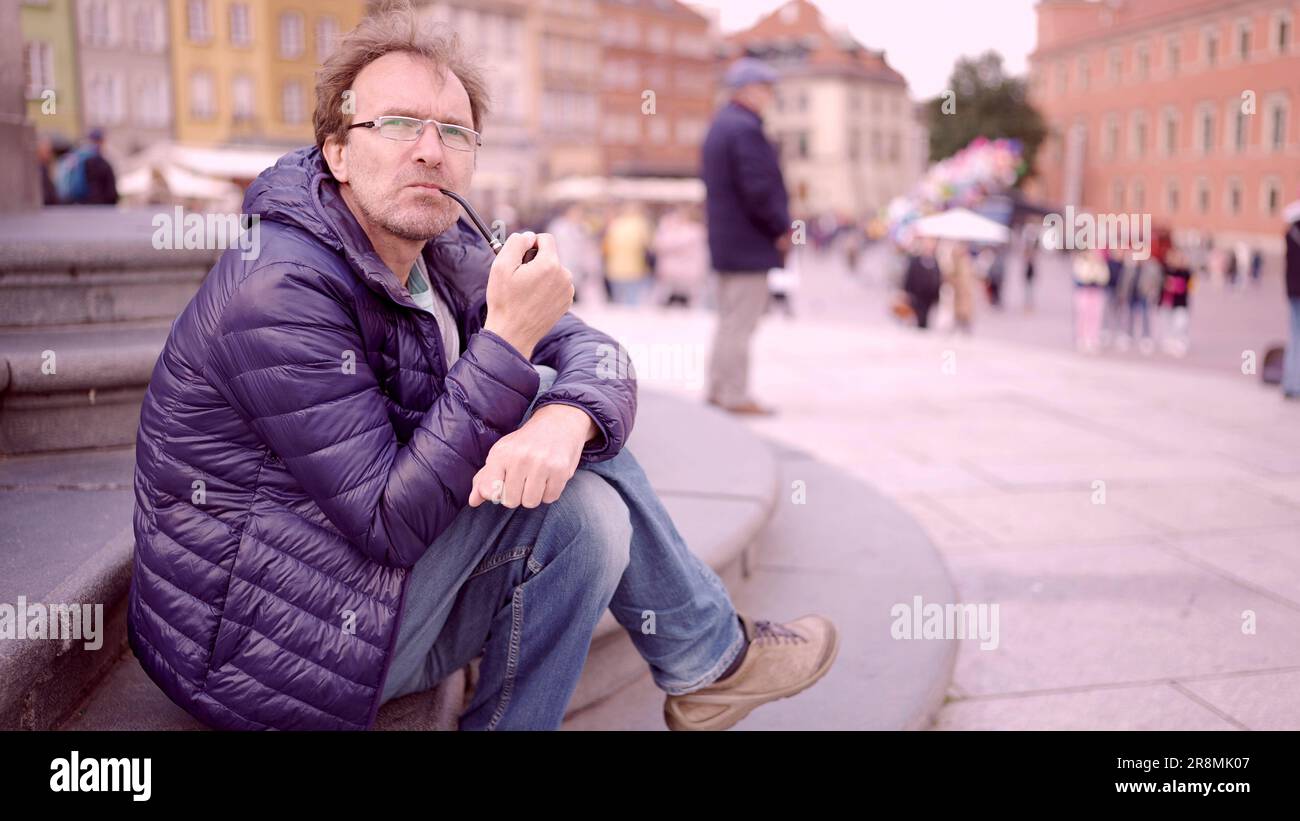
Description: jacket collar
xmin=243 ymin=145 xmax=491 ymax=318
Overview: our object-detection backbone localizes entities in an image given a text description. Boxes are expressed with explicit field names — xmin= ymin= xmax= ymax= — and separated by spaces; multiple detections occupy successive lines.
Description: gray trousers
xmin=706 ymin=271 xmax=769 ymax=405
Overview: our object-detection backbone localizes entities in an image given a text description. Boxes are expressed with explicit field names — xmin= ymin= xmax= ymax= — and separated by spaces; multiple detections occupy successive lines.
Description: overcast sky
xmin=691 ymin=0 xmax=1040 ymax=101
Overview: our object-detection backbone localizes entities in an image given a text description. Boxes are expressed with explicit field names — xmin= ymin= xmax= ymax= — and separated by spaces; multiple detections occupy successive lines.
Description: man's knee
xmin=543 ymin=471 xmax=631 ymax=588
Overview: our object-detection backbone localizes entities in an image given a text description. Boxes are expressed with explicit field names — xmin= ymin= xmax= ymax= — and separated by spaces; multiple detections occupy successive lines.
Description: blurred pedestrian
xmin=1100 ymin=248 xmax=1125 ymax=347
xmin=602 ymin=201 xmax=653 ymax=305
xmin=941 ymin=240 xmax=976 ymax=334
xmin=54 ymin=127 xmax=118 ymax=205
xmin=1282 ymin=200 xmax=1300 ymax=399
xmin=1159 ymin=247 xmax=1193 ymax=357
xmin=700 ymin=57 xmax=790 ymax=416
xmin=651 ymin=204 xmax=709 ymax=308
xmin=902 ymin=236 xmax=942 ymax=330
xmin=546 ymin=203 xmax=600 ymax=304
xmin=1072 ymin=248 xmax=1109 ymax=354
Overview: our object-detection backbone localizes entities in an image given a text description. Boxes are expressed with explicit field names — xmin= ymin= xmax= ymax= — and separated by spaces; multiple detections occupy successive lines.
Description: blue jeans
xmin=1284 ymin=297 xmax=1300 ymax=397
xmin=608 ymin=279 xmax=650 ymax=306
xmin=379 ymin=365 xmax=746 ymax=729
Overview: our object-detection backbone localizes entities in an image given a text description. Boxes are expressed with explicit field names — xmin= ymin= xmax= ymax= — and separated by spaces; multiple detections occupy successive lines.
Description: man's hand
xmin=467 ymin=404 xmax=597 ymax=508
xmin=483 ymin=231 xmax=574 ymax=360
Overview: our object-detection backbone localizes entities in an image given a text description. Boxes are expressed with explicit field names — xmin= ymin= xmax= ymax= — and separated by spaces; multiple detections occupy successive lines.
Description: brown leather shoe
xmin=663 ymin=613 xmax=839 ymax=731
xmin=710 ymin=398 xmax=776 ymax=416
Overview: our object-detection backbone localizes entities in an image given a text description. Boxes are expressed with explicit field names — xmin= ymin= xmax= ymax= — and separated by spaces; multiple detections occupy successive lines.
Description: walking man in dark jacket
xmin=700 ymin=57 xmax=791 ymax=416
xmin=1283 ymin=199 xmax=1300 ymax=399
xmin=127 ymin=8 xmax=836 ymax=732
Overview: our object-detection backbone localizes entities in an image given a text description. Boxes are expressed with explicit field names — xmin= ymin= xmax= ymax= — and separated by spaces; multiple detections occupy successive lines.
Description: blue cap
xmin=724 ymin=57 xmax=778 ymax=89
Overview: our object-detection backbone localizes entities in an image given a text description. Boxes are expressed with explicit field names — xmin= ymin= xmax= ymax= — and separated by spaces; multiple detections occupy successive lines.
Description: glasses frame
xmin=347 ymin=115 xmax=482 ymax=151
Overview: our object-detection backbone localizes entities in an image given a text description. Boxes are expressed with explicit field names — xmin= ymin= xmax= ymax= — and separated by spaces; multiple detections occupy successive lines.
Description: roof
xmin=723 ymin=0 xmax=908 ymax=87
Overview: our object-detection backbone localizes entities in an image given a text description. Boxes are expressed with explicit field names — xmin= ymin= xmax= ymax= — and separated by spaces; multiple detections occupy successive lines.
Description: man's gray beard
xmin=357 ymin=191 xmax=457 ymax=242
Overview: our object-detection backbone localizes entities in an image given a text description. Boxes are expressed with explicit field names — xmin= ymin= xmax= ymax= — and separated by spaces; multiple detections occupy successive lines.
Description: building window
xmin=232 ymin=74 xmax=255 ymax=121
xmin=1165 ymin=180 xmax=1179 ymax=213
xmin=1131 ymin=180 xmax=1145 ymax=211
xmin=282 ymin=80 xmax=305 ymax=124
xmin=1057 ymin=61 xmax=1067 ymax=94
xmin=1262 ymin=177 xmax=1282 ymax=216
xmin=187 ymin=0 xmax=211 ymax=43
xmin=279 ymin=12 xmax=305 ymax=59
xmin=797 ymin=132 xmax=809 ymax=159
xmin=1135 ymin=44 xmax=1149 ymax=79
xmin=1197 ymin=104 xmax=1215 ymax=154
xmin=1107 ymin=48 xmax=1122 ymax=82
xmin=1203 ymin=29 xmax=1219 ymax=66
xmin=189 ymin=69 xmax=216 ymax=119
xmin=1111 ymin=178 xmax=1125 ymax=210
xmin=1166 ymin=36 xmax=1180 ymax=74
xmin=131 ymin=3 xmax=163 ymax=52
xmin=1230 ymin=103 xmax=1249 ymax=153
xmin=1077 ymin=56 xmax=1089 ymax=91
xmin=1103 ymin=114 xmax=1120 ymax=159
xmin=230 ymin=3 xmax=251 ymax=47
xmin=888 ymin=132 xmax=900 ymax=162
xmin=1236 ymin=21 xmax=1251 ymax=60
xmin=82 ymin=0 xmax=117 ymax=47
xmin=1275 ymin=12 xmax=1293 ymax=53
xmin=1225 ymin=178 xmax=1242 ymax=216
xmin=1130 ymin=111 xmax=1148 ymax=158
xmin=86 ymin=71 xmax=124 ymax=125
xmin=1267 ymin=98 xmax=1289 ymax=151
xmin=23 ymin=41 xmax=53 ymax=100
xmin=135 ymin=75 xmax=171 ymax=128
xmin=317 ymin=16 xmax=339 ymax=62
xmin=1196 ymin=178 xmax=1210 ymax=214
xmin=1161 ymin=108 xmax=1178 ymax=156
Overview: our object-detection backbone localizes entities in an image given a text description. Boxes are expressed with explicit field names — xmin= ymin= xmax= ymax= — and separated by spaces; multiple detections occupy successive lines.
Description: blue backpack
xmin=54 ymin=146 xmax=94 ymax=204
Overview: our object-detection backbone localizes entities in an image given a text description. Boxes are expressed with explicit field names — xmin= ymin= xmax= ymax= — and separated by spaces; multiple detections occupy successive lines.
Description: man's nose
xmin=411 ymin=123 xmax=445 ymax=167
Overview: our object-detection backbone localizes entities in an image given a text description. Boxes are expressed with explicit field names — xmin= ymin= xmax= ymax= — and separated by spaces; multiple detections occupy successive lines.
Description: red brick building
xmin=598 ymin=0 xmax=716 ymax=177
xmin=1027 ymin=0 xmax=1300 ymax=247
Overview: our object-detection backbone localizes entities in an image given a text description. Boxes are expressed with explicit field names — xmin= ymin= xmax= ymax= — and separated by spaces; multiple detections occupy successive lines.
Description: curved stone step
xmin=45 ymin=390 xmax=779 ymax=730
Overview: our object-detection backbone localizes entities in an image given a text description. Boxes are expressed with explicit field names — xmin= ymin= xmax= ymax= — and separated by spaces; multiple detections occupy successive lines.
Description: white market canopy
xmin=911 ymin=207 xmax=1011 ymax=244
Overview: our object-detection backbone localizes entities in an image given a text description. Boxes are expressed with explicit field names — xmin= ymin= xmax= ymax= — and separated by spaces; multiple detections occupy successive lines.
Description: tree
xmin=925 ymin=51 xmax=1048 ymax=182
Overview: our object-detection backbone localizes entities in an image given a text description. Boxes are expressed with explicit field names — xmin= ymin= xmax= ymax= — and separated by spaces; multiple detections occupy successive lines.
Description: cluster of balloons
xmin=884 ymin=136 xmax=1028 ymax=244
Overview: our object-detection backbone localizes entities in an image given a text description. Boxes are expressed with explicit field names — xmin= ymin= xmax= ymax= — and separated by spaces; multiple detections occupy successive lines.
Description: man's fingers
xmin=498 ymin=231 xmax=537 ymax=268
xmin=520 ymin=472 xmax=547 ymax=509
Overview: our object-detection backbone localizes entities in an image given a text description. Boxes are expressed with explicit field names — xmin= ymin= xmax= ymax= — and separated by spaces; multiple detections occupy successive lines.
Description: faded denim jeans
xmin=379 ymin=365 xmax=746 ymax=730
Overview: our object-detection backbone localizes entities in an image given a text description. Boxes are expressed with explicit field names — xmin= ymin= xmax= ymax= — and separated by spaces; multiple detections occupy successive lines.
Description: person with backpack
xmin=55 ymin=128 xmax=118 ymax=205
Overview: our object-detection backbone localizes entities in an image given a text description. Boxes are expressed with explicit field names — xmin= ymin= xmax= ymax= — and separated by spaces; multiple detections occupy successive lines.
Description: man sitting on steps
xmin=126 ymin=4 xmax=838 ymax=731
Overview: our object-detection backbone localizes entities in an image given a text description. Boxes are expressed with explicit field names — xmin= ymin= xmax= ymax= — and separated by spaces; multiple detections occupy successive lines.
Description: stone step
xmin=27 ymin=391 xmax=779 ymax=730
xmin=0 ymin=206 xmax=221 ymax=329
xmin=0 ymin=322 xmax=170 ymax=454
xmin=559 ymin=445 xmax=959 ymax=730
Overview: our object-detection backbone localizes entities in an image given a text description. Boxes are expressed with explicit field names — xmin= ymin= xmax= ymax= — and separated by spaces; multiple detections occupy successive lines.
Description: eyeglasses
xmin=347 ymin=115 xmax=482 ymax=152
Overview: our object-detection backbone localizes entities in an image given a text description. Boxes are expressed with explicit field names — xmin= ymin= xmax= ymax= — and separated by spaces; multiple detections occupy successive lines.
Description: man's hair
xmin=313 ymin=0 xmax=492 ymax=150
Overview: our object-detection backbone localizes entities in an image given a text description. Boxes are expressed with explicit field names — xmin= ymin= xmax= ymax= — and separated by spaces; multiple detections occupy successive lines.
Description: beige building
xmin=411 ymin=0 xmax=539 ymax=223
xmin=75 ymin=0 xmax=173 ymax=163
xmin=723 ymin=0 xmax=923 ymax=221
xmin=528 ymin=0 xmax=602 ymax=182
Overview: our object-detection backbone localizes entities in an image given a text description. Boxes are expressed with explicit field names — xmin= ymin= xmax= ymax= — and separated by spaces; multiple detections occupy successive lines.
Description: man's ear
xmin=322 ymin=134 xmax=349 ymax=184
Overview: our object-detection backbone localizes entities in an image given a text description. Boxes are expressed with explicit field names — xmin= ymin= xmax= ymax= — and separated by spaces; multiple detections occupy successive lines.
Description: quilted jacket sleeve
xmin=529 ymin=310 xmax=637 ymax=464
xmin=204 ymin=262 xmax=540 ymax=569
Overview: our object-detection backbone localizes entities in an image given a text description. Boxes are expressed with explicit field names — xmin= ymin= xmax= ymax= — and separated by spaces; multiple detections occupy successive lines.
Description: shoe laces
xmin=751 ymin=619 xmax=806 ymax=645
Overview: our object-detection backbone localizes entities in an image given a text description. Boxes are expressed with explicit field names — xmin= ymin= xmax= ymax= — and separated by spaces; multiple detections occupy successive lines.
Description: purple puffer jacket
xmin=126 ymin=145 xmax=636 ymax=730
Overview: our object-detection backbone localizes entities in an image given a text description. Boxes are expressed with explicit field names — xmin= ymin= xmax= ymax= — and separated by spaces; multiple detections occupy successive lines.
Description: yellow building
xmin=169 ymin=0 xmax=364 ymax=147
